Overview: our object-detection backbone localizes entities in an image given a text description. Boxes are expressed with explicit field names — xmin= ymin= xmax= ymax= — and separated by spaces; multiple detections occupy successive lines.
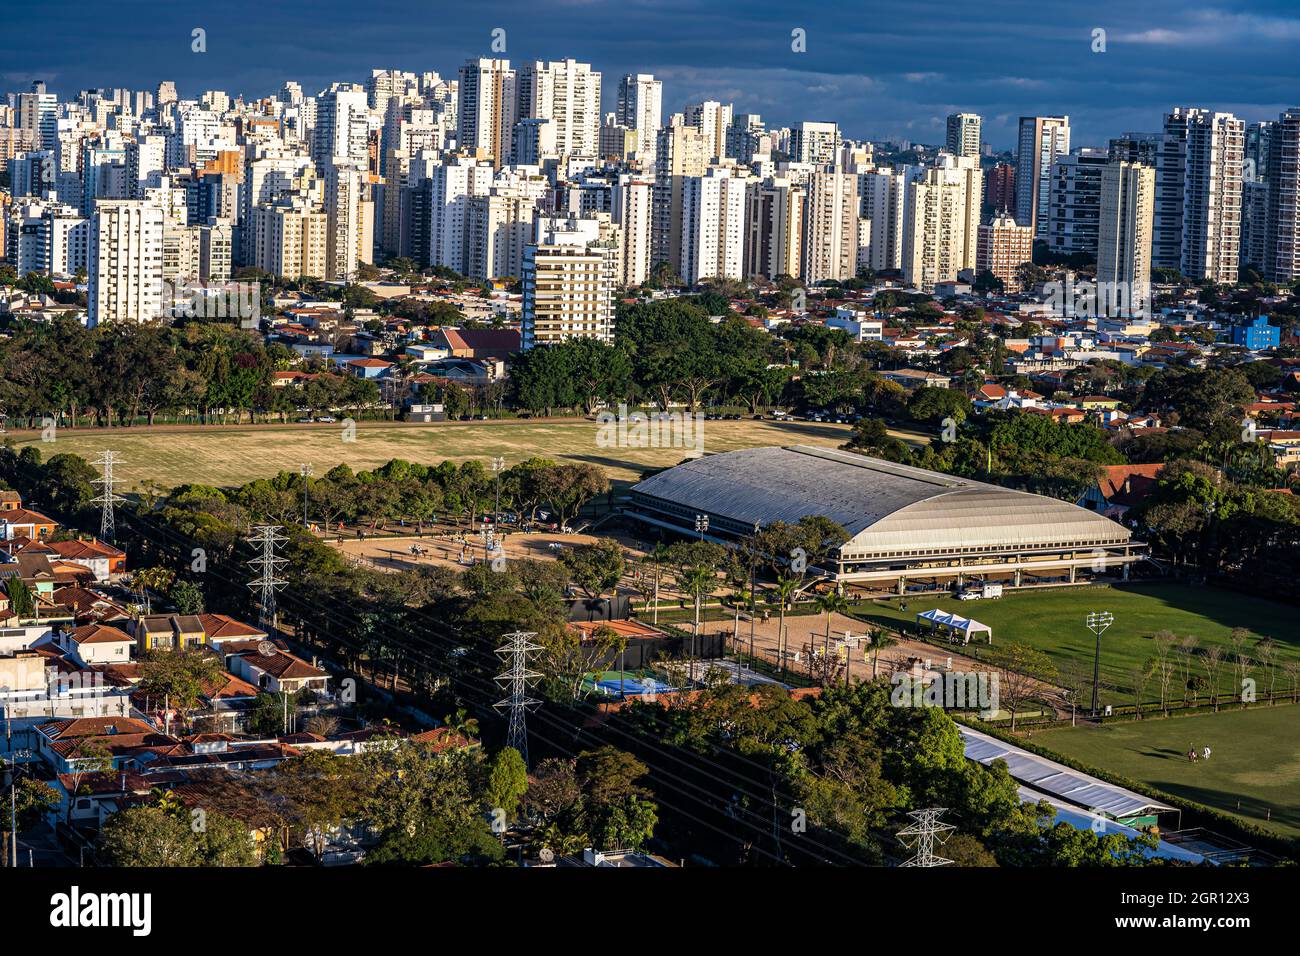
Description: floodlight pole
xmin=1087 ymin=611 xmax=1114 ymax=715
xmin=300 ymin=463 xmax=313 ymax=528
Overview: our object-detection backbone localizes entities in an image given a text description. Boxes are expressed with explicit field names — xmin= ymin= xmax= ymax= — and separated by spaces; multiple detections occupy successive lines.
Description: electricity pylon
xmin=494 ymin=630 xmax=542 ymax=767
xmin=90 ymin=451 xmax=125 ymax=542
xmin=246 ymin=525 xmax=288 ymax=632
xmin=898 ymin=807 xmax=956 ymax=866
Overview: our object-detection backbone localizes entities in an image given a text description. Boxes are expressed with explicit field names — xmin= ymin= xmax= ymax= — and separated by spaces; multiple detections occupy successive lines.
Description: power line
xmin=114 ymin=506 xmax=869 ymax=865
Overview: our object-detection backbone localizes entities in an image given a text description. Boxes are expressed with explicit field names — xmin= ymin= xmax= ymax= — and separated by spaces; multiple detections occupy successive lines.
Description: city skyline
xmin=5 ymin=1 xmax=1300 ymax=148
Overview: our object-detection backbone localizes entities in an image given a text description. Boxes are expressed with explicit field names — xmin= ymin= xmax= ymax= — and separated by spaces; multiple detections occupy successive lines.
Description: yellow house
xmin=134 ymin=614 xmax=210 ymax=653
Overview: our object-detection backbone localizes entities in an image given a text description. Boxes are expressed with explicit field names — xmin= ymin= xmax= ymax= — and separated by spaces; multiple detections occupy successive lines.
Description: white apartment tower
xmin=902 ymin=157 xmax=982 ymax=292
xmin=790 ymin=122 xmax=841 ymax=168
xmin=1096 ymin=160 xmax=1156 ymax=316
xmin=611 ymin=174 xmax=654 ymax=286
xmin=680 ymin=168 xmax=747 ymax=284
xmin=521 ymin=214 xmax=621 ymax=348
xmin=945 ymin=113 xmax=982 ymax=159
xmin=1265 ymin=108 xmax=1300 ymax=282
xmin=88 ymin=199 xmax=165 ymax=325
xmin=1155 ymin=108 xmax=1243 ymax=283
xmin=616 ymin=73 xmax=662 ymax=170
xmin=685 ymin=101 xmax=733 ymax=163
xmin=312 ymin=84 xmax=370 ymax=171
xmin=324 ymin=161 xmax=373 ymax=281
xmin=457 ymin=58 xmax=518 ymax=168
xmin=517 ymin=59 xmax=602 ymax=160
xmin=745 ymin=177 xmax=805 ymax=281
xmin=802 ymin=170 xmax=859 ymax=283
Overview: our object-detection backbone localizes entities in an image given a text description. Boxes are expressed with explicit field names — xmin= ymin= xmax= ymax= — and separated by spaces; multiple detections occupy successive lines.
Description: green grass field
xmin=7 ymin=417 xmax=927 ymax=492
xmin=1033 ymin=706 xmax=1300 ymax=839
xmin=853 ymin=583 xmax=1300 ymax=706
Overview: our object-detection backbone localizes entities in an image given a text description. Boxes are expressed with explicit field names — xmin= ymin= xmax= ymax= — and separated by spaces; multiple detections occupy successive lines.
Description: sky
xmin=5 ymin=0 xmax=1300 ymax=149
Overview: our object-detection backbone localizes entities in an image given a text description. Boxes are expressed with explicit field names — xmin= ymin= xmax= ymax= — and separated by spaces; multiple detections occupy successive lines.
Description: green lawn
xmin=851 ymin=583 xmax=1300 ymax=706
xmin=1033 ymin=706 xmax=1300 ymax=839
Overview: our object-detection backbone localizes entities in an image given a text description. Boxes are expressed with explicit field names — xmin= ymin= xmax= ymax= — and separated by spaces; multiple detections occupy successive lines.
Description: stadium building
xmin=628 ymin=445 xmax=1145 ymax=593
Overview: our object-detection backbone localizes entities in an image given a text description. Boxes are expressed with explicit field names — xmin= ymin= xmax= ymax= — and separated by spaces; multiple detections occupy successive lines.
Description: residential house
xmin=1078 ymin=463 xmax=1165 ymax=518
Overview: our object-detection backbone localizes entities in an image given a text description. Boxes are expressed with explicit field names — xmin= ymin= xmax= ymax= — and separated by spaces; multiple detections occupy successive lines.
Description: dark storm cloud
xmin=5 ymin=0 xmax=1299 ymax=147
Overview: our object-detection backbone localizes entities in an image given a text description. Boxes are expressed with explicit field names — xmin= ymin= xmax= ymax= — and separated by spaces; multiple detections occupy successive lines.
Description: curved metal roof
xmin=630 ymin=445 xmax=1131 ymax=552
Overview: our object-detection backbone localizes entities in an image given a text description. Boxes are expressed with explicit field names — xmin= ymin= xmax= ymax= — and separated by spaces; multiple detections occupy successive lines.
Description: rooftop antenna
xmin=246 ymin=525 xmax=288 ymax=632
xmin=897 ymin=807 xmax=956 ymax=867
xmin=90 ymin=451 xmax=125 ymax=542
xmin=494 ymin=630 xmax=542 ymax=767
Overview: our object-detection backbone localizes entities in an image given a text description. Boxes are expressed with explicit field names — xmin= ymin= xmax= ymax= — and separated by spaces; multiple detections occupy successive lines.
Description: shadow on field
xmin=1151 ymin=780 xmax=1300 ymax=836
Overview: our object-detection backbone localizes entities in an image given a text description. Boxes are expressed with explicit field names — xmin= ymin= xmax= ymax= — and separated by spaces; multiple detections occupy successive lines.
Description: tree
xmin=1 ymin=778 xmax=59 ymax=864
xmin=1151 ymin=631 xmax=1178 ymax=715
xmin=136 ymin=649 xmax=224 ymax=729
xmin=813 ymin=590 xmax=850 ymax=686
xmin=773 ymin=574 xmax=799 ymax=676
xmin=4 ymin=577 xmax=35 ymax=619
xmin=987 ymin=643 xmax=1056 ymax=730
xmin=1200 ymin=645 xmax=1224 ymax=711
xmin=100 ymin=803 xmax=255 ymax=866
xmin=558 ymin=539 xmax=625 ymax=598
xmin=169 ymin=579 xmax=205 ymax=614
xmin=484 ymin=747 xmax=529 ymax=820
xmin=869 ymin=629 xmax=899 ymax=678
xmin=573 ymin=746 xmax=658 ymax=851
xmin=100 ymin=806 xmax=200 ymax=866
xmin=264 ymin=749 xmax=362 ymax=859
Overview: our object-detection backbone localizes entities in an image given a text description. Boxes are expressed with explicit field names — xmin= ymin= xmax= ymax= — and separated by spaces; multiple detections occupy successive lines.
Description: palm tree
xmin=680 ymin=565 xmax=715 ymax=664
xmin=869 ymin=629 xmax=899 ymax=678
xmin=773 ymin=575 xmax=799 ymax=677
xmin=444 ymin=706 xmax=480 ymax=738
xmin=814 ymin=590 xmax=850 ymax=685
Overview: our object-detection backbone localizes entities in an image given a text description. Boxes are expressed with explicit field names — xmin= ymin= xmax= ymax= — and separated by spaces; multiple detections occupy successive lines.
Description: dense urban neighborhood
xmin=0 ymin=13 xmax=1298 ymax=934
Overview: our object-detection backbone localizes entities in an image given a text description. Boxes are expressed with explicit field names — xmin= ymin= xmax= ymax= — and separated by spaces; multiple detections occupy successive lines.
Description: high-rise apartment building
xmin=1015 ymin=115 xmax=1070 ymax=236
xmin=88 ymin=199 xmax=165 ymax=325
xmin=745 ymin=176 xmax=805 ymax=280
xmin=1044 ymin=148 xmax=1109 ymax=255
xmin=1155 ymin=108 xmax=1243 ymax=283
xmin=1096 ymin=160 xmax=1156 ymax=316
xmin=945 ymin=113 xmax=981 ymax=159
xmin=1265 ymin=109 xmax=1300 ymax=282
xmin=976 ymin=212 xmax=1034 ymax=291
xmin=611 ymin=174 xmax=654 ymax=286
xmin=802 ymin=170 xmax=859 ymax=283
xmin=684 ymin=101 xmax=733 ymax=162
xmin=522 ymin=214 xmax=620 ymax=348
xmin=517 ymin=59 xmax=602 ymax=159
xmin=791 ymin=121 xmax=841 ymax=167
xmin=679 ymin=168 xmax=747 ymax=284
xmin=312 ymin=84 xmax=370 ymax=171
xmin=651 ymin=123 xmax=709 ymax=273
xmin=903 ymin=156 xmax=982 ymax=292
xmin=457 ymin=58 xmax=518 ymax=168
xmin=984 ymin=161 xmax=1016 ymax=213
xmin=616 ymin=74 xmax=662 ymax=171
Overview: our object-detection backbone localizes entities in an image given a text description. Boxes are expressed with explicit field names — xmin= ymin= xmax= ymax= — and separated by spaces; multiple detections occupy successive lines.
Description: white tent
xmin=916 ymin=608 xmax=992 ymax=645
